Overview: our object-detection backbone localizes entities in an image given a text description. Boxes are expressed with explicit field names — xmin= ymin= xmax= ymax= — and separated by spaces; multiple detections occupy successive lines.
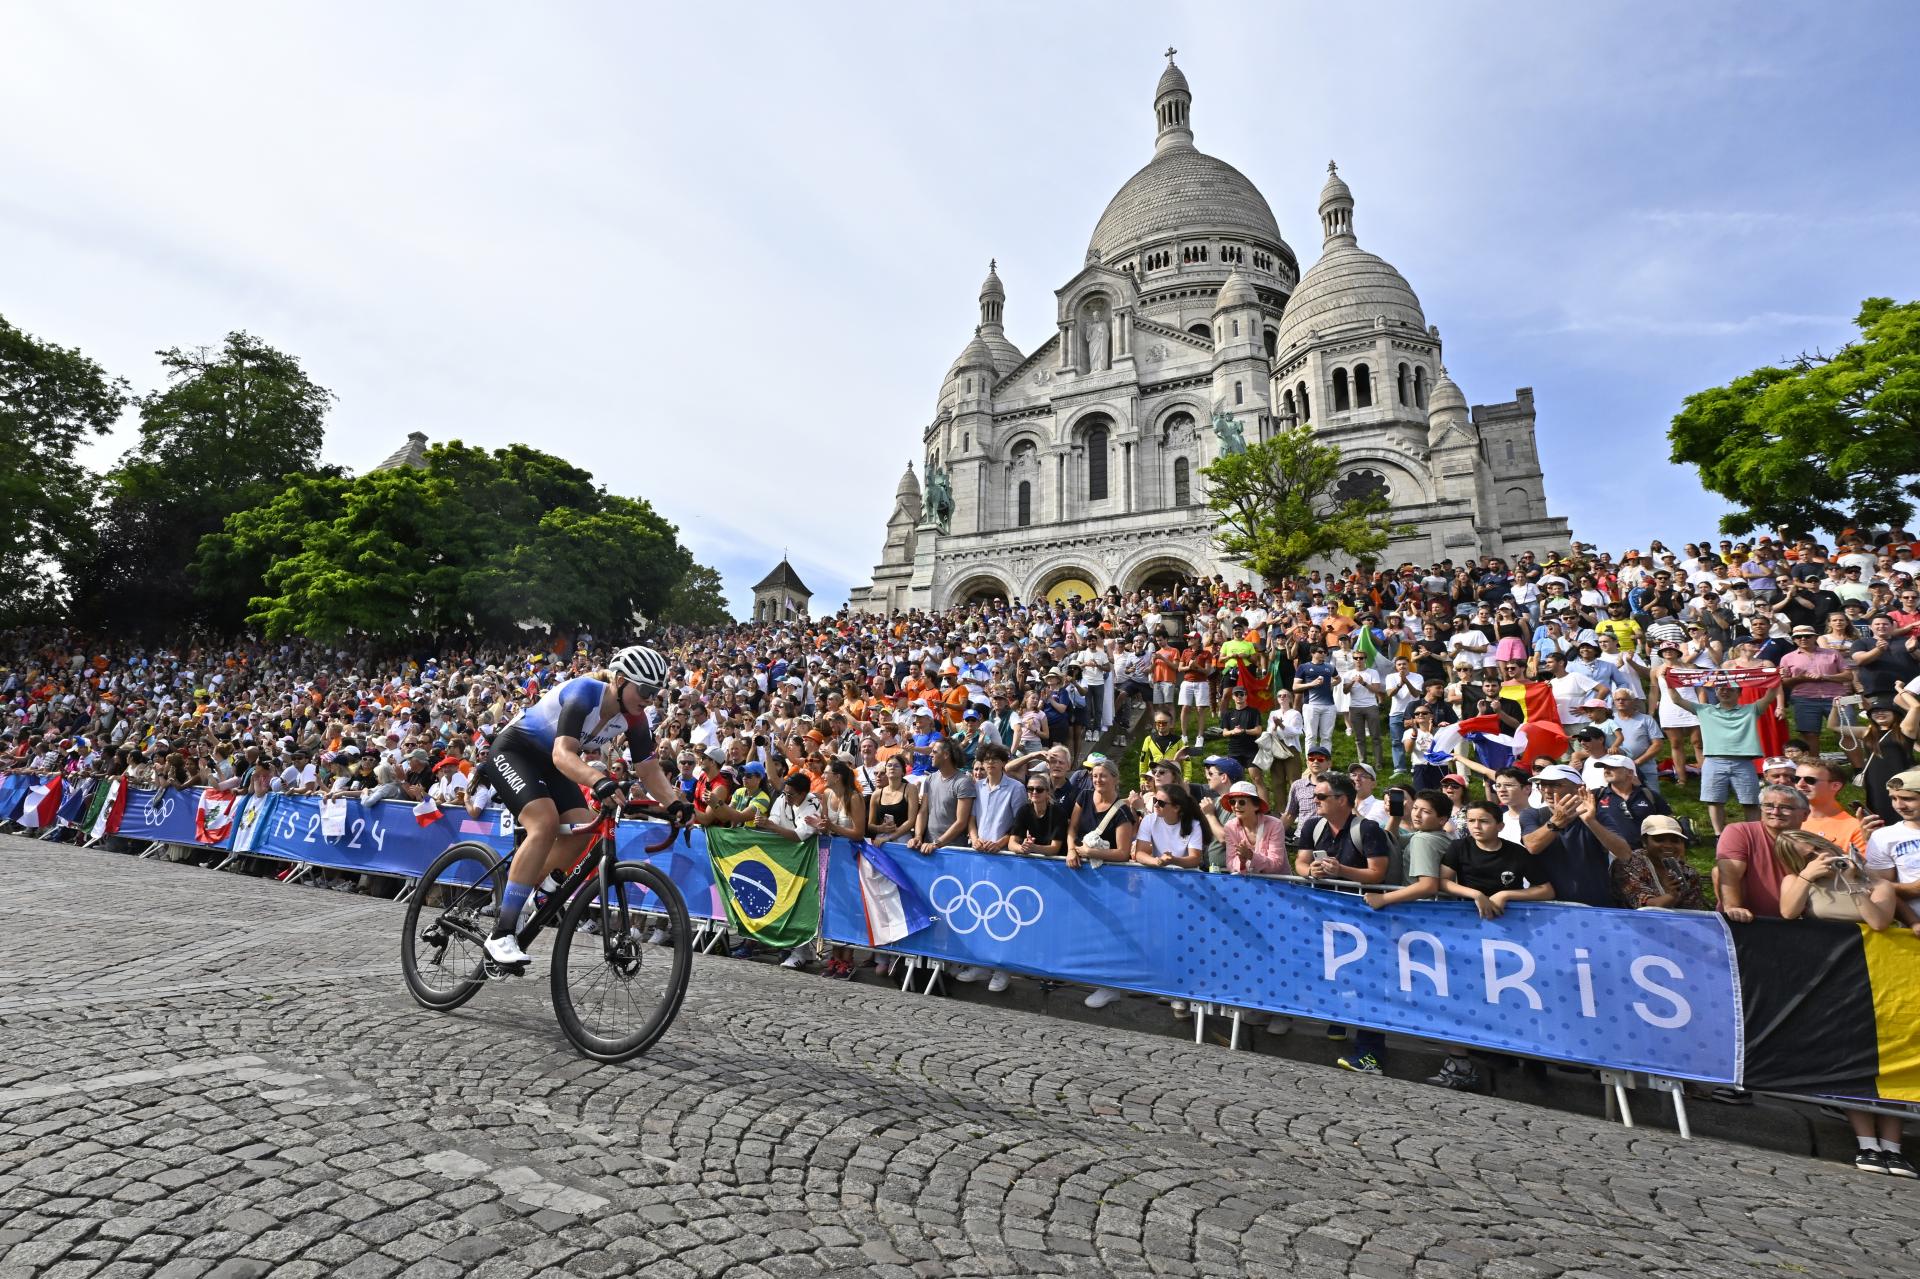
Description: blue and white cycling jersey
xmin=507 ymin=677 xmax=656 ymax=762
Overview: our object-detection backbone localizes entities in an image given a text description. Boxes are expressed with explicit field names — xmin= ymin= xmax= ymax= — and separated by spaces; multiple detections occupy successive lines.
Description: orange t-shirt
xmin=1152 ymin=647 xmax=1180 ymax=684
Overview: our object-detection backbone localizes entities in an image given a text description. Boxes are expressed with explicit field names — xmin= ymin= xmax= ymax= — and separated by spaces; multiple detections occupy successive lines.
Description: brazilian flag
xmin=1735 ymin=918 xmax=1920 ymax=1102
xmin=706 ymin=828 xmax=820 ymax=948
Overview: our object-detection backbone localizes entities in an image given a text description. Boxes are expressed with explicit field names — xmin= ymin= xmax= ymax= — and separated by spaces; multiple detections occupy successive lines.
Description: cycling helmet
xmin=608 ymin=644 xmax=668 ymax=689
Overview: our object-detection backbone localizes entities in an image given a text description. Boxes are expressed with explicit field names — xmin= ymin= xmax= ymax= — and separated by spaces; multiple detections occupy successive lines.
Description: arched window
xmin=1233 ymin=380 xmax=1244 ymax=404
xmin=1397 ymin=363 xmax=1410 ymax=406
xmin=1017 ymin=480 xmax=1032 ymax=527
xmin=1283 ymin=389 xmax=1297 ymax=423
xmin=1505 ymin=440 xmax=1515 ymax=463
xmin=1333 ymin=367 xmax=1351 ymax=412
xmin=1086 ymin=424 xmax=1109 ymax=501
xmin=1355 ymin=364 xmax=1372 ymax=408
xmin=1188 ymin=323 xmax=1211 ymax=339
xmin=1173 ymin=457 xmax=1190 ymax=507
xmin=1231 ymin=320 xmax=1240 ymax=337
xmin=1297 ymin=382 xmax=1311 ymax=424
xmin=1264 ymin=328 xmax=1278 ymax=358
xmin=1414 ymin=367 xmax=1428 ymax=409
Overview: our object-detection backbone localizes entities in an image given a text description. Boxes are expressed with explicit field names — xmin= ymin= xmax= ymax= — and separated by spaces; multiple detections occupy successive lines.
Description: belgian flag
xmin=1734 ymin=918 xmax=1920 ymax=1102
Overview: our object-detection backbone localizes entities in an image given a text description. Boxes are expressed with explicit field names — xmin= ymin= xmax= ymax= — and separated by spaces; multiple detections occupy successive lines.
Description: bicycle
xmin=400 ymin=800 xmax=694 ymax=1061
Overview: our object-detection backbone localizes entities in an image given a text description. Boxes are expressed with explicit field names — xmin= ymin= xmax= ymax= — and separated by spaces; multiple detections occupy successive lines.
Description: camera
xmin=1387 ymin=787 xmax=1407 ymax=818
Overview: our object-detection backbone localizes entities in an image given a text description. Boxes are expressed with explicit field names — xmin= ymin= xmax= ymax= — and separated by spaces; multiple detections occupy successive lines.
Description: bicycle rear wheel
xmin=401 ymin=840 xmax=503 ymax=1011
xmin=550 ymin=861 xmax=693 ymax=1061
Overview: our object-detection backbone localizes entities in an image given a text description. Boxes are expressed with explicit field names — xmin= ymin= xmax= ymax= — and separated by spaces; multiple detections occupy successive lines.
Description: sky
xmin=4 ymin=2 xmax=1918 ymax=616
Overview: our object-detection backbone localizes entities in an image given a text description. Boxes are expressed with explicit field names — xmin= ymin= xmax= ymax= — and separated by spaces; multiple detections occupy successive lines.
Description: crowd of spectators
xmin=7 ymin=528 xmax=1920 ymax=1172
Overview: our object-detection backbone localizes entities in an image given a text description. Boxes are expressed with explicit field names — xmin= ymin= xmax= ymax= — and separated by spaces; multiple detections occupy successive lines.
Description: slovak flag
xmin=854 ymin=842 xmax=933 ymax=947
xmin=89 ymin=777 xmax=128 ymax=839
xmin=412 ymin=797 xmax=443 ymax=827
xmin=195 ymin=787 xmax=239 ymax=844
xmin=17 ymin=776 xmax=63 ymax=829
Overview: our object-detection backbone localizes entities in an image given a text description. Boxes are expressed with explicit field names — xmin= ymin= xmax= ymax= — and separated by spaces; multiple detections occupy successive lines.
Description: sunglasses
xmin=1153 ymin=798 xmax=1177 ymax=808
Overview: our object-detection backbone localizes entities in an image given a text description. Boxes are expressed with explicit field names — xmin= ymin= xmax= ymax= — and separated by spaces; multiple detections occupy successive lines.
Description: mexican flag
xmin=87 ymin=776 xmax=128 ymax=839
xmin=706 ymin=827 xmax=820 ymax=949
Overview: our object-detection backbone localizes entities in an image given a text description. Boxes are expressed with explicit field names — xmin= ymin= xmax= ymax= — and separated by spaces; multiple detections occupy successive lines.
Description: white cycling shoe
xmin=485 ymin=934 xmax=531 ymax=966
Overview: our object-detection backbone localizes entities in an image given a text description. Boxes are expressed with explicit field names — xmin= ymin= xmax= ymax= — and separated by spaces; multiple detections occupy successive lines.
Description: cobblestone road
xmin=3 ymin=840 xmax=1916 ymax=1278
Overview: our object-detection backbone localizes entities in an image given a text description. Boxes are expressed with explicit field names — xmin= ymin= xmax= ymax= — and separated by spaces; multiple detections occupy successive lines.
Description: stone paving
xmin=2 ymin=838 xmax=1917 ymax=1278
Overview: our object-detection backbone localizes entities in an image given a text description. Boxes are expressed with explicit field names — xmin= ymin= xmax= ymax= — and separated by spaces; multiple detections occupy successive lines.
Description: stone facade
xmin=751 ymin=558 xmax=811 ymax=624
xmin=849 ymin=57 xmax=1570 ymax=614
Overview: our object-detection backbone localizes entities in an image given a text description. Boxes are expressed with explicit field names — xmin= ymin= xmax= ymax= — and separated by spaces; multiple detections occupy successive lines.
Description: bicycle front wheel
xmin=550 ymin=861 xmax=693 ymax=1061
xmin=401 ymin=840 xmax=503 ymax=1011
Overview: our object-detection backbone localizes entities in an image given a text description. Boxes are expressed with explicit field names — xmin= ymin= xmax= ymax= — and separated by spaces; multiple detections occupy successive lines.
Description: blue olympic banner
xmin=618 ymin=822 xmax=726 ymax=922
xmin=255 ymin=793 xmax=515 ymax=877
xmin=115 ymin=787 xmax=207 ymax=845
xmin=821 ymin=846 xmax=1743 ymax=1085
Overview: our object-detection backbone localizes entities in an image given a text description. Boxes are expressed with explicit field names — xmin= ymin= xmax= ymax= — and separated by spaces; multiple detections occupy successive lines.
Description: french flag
xmin=855 ymin=842 xmax=933 ymax=947
xmin=17 ymin=776 xmax=63 ymax=830
xmin=412 ymin=797 xmax=443 ymax=827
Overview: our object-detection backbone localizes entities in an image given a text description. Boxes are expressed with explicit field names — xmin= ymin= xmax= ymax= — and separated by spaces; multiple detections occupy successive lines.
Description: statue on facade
xmin=924 ymin=464 xmax=954 ymax=534
xmin=1210 ymin=408 xmax=1247 ymax=455
xmin=1083 ymin=315 xmax=1110 ymax=373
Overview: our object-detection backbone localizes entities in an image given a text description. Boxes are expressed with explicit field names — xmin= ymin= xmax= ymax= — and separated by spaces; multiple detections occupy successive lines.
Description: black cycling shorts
xmin=477 ymin=726 xmax=590 ymax=819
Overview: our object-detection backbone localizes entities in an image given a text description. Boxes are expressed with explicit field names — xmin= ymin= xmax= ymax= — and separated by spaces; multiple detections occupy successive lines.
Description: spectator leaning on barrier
xmin=911 ymin=739 xmax=975 ymax=852
xmin=1865 ymin=767 xmax=1920 ymax=931
xmin=1066 ymin=758 xmax=1136 ymax=1011
xmin=1518 ymin=763 xmax=1632 ymax=907
xmin=1610 ymin=814 xmax=1710 ymax=910
xmin=1715 ymin=783 xmax=1813 ymax=922
xmin=1295 ymin=775 xmax=1391 ymax=886
xmin=1221 ymin=779 xmax=1288 ymax=876
xmin=1365 ymin=788 xmax=1449 ymax=912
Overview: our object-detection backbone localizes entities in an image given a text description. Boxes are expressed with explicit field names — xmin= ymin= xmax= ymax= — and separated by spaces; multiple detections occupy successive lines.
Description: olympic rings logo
xmin=929 ymin=875 xmax=1044 ymax=942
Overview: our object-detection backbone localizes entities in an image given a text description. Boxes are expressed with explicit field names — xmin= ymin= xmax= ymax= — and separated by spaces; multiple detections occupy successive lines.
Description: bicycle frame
xmin=509 ymin=805 xmax=682 ymax=958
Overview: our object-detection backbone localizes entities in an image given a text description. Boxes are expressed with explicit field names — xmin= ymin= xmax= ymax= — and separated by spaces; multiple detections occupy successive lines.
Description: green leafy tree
xmin=659 ymin=562 xmax=733 ymax=627
xmin=69 ymin=332 xmax=336 ymax=632
xmin=1669 ymin=298 xmax=1920 ymax=536
xmin=1201 ymin=424 xmax=1405 ymax=581
xmin=213 ymin=441 xmax=695 ymax=643
xmin=0 ymin=316 xmax=131 ymax=621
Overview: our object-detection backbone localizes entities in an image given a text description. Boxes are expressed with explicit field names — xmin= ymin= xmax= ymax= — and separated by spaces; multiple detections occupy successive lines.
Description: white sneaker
xmin=1266 ymin=1016 xmax=1293 ymax=1035
xmin=781 ymin=949 xmax=810 ymax=969
xmin=953 ymin=965 xmax=989 ymax=983
xmin=646 ymin=927 xmax=672 ymax=947
xmin=1170 ymin=1000 xmax=1190 ymax=1020
xmin=986 ymin=971 xmax=1010 ymax=993
xmin=484 ymin=934 xmax=530 ymax=966
xmin=1084 ymin=987 xmax=1120 ymax=1009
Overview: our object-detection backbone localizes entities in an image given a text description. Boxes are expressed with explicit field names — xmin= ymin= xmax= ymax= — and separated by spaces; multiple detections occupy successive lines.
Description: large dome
xmin=1087 ymin=147 xmax=1288 ymax=266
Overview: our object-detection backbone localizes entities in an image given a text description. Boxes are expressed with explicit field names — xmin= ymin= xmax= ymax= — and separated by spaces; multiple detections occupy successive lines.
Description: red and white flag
xmin=195 ymin=787 xmax=238 ymax=844
xmin=89 ymin=776 xmax=127 ymax=839
xmin=17 ymin=776 xmax=62 ymax=829
xmin=412 ymin=797 xmax=442 ymax=827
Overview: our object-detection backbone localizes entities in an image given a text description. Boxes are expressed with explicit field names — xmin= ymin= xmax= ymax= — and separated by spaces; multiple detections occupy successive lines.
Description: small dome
xmin=1213 ymin=267 xmax=1258 ymax=313
xmin=979 ymin=260 xmax=1005 ymax=301
xmin=1275 ymin=245 xmax=1425 ymax=354
xmin=1156 ymin=60 xmax=1191 ymax=101
xmin=1429 ymin=368 xmax=1467 ymax=413
xmin=948 ymin=327 xmax=996 ymax=377
xmin=895 ymin=463 xmax=921 ymax=499
xmin=1319 ymin=160 xmax=1352 ymax=209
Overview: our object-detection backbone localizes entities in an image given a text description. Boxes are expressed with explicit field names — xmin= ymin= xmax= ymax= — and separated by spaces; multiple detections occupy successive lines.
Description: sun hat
xmin=1222 ymin=780 xmax=1268 ymax=812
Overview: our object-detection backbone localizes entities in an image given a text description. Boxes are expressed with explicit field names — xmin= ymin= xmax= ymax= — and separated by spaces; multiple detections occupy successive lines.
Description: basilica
xmin=849 ymin=55 xmax=1570 ymax=614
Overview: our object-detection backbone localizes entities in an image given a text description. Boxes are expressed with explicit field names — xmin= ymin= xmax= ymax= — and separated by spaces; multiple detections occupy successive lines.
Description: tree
xmin=1669 ymin=298 xmax=1920 ymax=536
xmin=0 ymin=315 xmax=131 ymax=622
xmin=68 ymin=332 xmax=336 ymax=633
xmin=212 ymin=441 xmax=697 ymax=643
xmin=1201 ymin=425 xmax=1404 ymax=581
xmin=658 ymin=562 xmax=733 ymax=627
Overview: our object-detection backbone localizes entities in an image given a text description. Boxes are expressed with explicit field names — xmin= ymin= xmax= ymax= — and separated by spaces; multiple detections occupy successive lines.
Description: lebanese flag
xmin=195 ymin=787 xmax=239 ymax=844
xmin=89 ymin=777 xmax=128 ymax=839
xmin=412 ymin=797 xmax=442 ymax=827
xmin=17 ymin=776 xmax=62 ymax=829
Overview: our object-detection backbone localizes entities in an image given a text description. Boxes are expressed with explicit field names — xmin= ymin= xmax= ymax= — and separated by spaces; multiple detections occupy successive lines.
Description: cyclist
xmin=477 ymin=645 xmax=690 ymax=965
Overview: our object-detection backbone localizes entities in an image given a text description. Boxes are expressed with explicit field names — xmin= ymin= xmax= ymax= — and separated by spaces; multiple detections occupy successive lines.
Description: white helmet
xmin=609 ymin=645 xmax=668 ymax=689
